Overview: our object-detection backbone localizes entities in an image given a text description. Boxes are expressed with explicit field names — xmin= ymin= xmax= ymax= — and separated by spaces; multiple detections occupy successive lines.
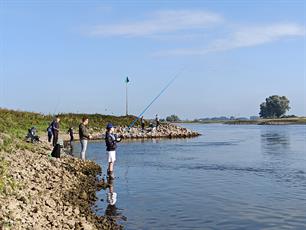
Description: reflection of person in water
xmin=105 ymin=178 xmax=127 ymax=221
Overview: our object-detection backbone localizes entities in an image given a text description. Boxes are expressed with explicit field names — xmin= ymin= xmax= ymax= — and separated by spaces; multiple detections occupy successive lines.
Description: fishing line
xmin=53 ymin=96 xmax=61 ymax=116
xmin=128 ymin=67 xmax=185 ymax=129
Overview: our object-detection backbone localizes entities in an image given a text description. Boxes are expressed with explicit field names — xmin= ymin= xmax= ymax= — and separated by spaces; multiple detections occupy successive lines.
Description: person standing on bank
xmin=67 ymin=127 xmax=74 ymax=145
xmin=155 ymin=114 xmax=160 ymax=130
xmin=141 ymin=116 xmax=145 ymax=131
xmin=52 ymin=116 xmax=60 ymax=147
xmin=105 ymin=123 xmax=121 ymax=179
xmin=79 ymin=117 xmax=92 ymax=160
xmin=47 ymin=122 xmax=53 ymax=143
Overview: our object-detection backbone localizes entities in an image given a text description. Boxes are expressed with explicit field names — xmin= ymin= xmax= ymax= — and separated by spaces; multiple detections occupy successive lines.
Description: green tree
xmin=259 ymin=95 xmax=290 ymax=118
xmin=166 ymin=114 xmax=181 ymax=122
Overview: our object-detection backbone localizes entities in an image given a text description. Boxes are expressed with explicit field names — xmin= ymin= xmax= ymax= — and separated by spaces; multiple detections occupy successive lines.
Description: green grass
xmin=0 ymin=108 xmax=141 ymax=195
xmin=0 ymin=108 xmax=140 ymax=138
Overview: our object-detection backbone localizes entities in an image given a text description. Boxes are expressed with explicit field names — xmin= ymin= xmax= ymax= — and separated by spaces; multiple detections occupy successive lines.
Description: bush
xmin=166 ymin=114 xmax=181 ymax=122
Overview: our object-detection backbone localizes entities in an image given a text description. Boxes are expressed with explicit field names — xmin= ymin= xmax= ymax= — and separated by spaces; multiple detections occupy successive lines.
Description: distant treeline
xmin=192 ymin=114 xmax=299 ymax=122
xmin=194 ymin=116 xmax=259 ymax=122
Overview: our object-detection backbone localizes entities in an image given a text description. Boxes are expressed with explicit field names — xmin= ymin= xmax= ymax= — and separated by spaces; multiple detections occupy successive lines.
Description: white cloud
xmin=87 ymin=10 xmax=223 ymax=37
xmin=154 ymin=23 xmax=305 ymax=56
xmin=211 ymin=23 xmax=305 ymax=51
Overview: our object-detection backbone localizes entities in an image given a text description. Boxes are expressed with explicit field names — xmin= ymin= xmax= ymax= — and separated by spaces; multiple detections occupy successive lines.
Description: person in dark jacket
xmin=155 ymin=114 xmax=160 ymax=129
xmin=52 ymin=116 xmax=60 ymax=147
xmin=67 ymin=127 xmax=74 ymax=144
xmin=141 ymin=116 xmax=145 ymax=131
xmin=105 ymin=123 xmax=121 ymax=179
xmin=79 ymin=117 xmax=91 ymax=160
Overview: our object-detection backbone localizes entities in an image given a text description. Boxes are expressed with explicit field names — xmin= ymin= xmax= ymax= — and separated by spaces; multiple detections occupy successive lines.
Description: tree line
xmin=165 ymin=95 xmax=292 ymax=122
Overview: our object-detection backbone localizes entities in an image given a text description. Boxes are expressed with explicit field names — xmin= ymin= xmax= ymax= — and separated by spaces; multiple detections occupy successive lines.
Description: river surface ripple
xmin=74 ymin=124 xmax=306 ymax=230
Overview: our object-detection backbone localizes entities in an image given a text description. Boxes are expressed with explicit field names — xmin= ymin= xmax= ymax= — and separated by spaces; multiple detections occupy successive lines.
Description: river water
xmin=74 ymin=124 xmax=306 ymax=229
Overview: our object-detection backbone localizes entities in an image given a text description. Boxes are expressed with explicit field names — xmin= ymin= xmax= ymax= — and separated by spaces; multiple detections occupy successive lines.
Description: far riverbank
xmin=177 ymin=117 xmax=306 ymax=125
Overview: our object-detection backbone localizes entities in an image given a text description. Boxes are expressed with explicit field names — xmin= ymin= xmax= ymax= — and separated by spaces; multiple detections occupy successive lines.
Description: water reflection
xmin=261 ymin=128 xmax=290 ymax=154
xmin=87 ymin=124 xmax=306 ymax=229
xmin=69 ymin=142 xmax=74 ymax=156
xmin=104 ymin=178 xmax=127 ymax=222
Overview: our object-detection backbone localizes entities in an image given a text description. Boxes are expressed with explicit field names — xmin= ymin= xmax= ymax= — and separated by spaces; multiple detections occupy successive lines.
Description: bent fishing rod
xmin=128 ymin=68 xmax=185 ymax=130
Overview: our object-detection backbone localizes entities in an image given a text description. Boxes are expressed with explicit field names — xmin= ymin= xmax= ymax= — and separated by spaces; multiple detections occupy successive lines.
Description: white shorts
xmin=107 ymin=151 xmax=116 ymax=163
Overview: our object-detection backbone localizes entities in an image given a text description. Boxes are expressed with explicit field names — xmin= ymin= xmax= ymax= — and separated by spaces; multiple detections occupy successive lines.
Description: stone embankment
xmin=0 ymin=141 xmax=121 ymax=230
xmin=116 ymin=123 xmax=200 ymax=139
xmin=63 ymin=123 xmax=200 ymax=142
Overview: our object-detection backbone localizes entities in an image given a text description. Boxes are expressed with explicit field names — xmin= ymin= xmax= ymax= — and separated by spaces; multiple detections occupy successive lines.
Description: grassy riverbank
xmin=0 ymin=108 xmax=198 ymax=229
xmin=224 ymin=117 xmax=306 ymax=125
xmin=0 ymin=108 xmax=136 ymax=229
xmin=0 ymin=108 xmax=139 ymax=139
xmin=177 ymin=117 xmax=306 ymax=125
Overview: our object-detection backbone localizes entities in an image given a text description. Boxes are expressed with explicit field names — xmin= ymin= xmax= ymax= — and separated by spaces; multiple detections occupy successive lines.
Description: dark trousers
xmin=53 ymin=132 xmax=58 ymax=146
xmin=48 ymin=133 xmax=52 ymax=142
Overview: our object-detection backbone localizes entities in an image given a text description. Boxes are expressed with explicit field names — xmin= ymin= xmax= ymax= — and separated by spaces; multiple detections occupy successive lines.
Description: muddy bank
xmin=0 ymin=141 xmax=121 ymax=229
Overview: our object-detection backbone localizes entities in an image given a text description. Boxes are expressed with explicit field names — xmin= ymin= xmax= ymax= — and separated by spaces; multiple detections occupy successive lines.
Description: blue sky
xmin=0 ymin=0 xmax=305 ymax=119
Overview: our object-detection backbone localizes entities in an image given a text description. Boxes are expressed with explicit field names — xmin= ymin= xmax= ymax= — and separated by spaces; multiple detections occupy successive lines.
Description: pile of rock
xmin=60 ymin=124 xmax=199 ymax=143
xmin=117 ymin=123 xmax=200 ymax=139
xmin=0 ymin=142 xmax=121 ymax=230
xmin=88 ymin=123 xmax=200 ymax=140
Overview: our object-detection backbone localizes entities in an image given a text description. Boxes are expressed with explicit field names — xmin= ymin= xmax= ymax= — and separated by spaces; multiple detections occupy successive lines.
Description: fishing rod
xmin=53 ymin=96 xmax=61 ymax=116
xmin=128 ymin=67 xmax=184 ymax=129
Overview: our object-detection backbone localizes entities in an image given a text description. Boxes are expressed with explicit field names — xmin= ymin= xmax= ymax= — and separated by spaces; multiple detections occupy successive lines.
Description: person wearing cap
xmin=105 ymin=123 xmax=121 ymax=179
xmin=79 ymin=117 xmax=92 ymax=160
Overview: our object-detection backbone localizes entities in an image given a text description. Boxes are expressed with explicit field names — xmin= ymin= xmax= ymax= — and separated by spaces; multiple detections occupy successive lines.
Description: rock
xmin=81 ymin=220 xmax=94 ymax=230
xmin=64 ymin=206 xmax=73 ymax=216
xmin=80 ymin=191 xmax=88 ymax=200
xmin=45 ymin=198 xmax=56 ymax=208
xmin=7 ymin=200 xmax=19 ymax=211
xmin=17 ymin=195 xmax=28 ymax=204
xmin=74 ymin=207 xmax=80 ymax=215
xmin=67 ymin=219 xmax=76 ymax=228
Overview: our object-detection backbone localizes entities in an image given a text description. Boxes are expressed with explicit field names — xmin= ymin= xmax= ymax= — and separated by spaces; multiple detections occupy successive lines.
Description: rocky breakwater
xmin=117 ymin=123 xmax=200 ymax=139
xmin=62 ymin=124 xmax=199 ymax=143
xmin=89 ymin=123 xmax=200 ymax=140
xmin=0 ymin=142 xmax=121 ymax=229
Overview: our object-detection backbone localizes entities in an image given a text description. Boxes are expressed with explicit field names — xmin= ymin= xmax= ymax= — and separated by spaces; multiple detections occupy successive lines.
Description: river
xmin=74 ymin=124 xmax=306 ymax=229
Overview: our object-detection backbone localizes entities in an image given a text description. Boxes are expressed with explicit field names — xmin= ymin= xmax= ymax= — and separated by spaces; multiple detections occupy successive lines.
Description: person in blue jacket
xmin=105 ymin=123 xmax=121 ymax=179
xmin=47 ymin=123 xmax=53 ymax=143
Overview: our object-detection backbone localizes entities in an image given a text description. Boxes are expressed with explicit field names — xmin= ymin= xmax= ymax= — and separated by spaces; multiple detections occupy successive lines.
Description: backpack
xmin=51 ymin=144 xmax=61 ymax=158
xmin=47 ymin=121 xmax=54 ymax=132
